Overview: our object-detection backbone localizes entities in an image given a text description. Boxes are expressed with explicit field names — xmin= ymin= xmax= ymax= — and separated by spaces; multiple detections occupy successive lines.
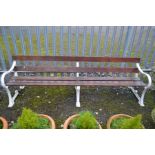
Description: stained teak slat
xmin=12 ymin=56 xmax=140 ymax=63
xmin=14 ymin=66 xmax=139 ymax=73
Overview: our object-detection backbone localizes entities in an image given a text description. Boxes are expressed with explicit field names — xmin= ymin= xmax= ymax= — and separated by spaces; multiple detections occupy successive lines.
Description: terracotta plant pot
xmin=0 ymin=117 xmax=8 ymax=129
xmin=107 ymin=114 xmax=132 ymax=129
xmin=63 ymin=114 xmax=102 ymax=129
xmin=39 ymin=114 xmax=56 ymax=129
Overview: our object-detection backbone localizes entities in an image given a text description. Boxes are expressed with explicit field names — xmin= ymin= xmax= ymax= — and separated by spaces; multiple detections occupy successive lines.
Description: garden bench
xmin=1 ymin=55 xmax=152 ymax=108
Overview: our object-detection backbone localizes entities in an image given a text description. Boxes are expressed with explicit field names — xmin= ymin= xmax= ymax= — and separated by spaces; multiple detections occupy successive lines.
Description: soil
xmin=0 ymin=86 xmax=155 ymax=129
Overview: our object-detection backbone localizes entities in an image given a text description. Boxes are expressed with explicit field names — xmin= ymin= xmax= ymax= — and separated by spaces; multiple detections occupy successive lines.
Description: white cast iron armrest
xmin=136 ymin=63 xmax=152 ymax=89
xmin=1 ymin=61 xmax=16 ymax=89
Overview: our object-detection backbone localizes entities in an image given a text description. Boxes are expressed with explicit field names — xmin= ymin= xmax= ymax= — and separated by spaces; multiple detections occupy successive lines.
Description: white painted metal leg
xmin=4 ymin=86 xmax=20 ymax=107
xmin=75 ymin=86 xmax=80 ymax=107
xmin=75 ymin=61 xmax=81 ymax=107
xmin=138 ymin=88 xmax=147 ymax=107
xmin=129 ymin=87 xmax=145 ymax=106
xmin=130 ymin=63 xmax=152 ymax=107
xmin=5 ymin=86 xmax=25 ymax=107
xmin=0 ymin=61 xmax=25 ymax=107
xmin=5 ymin=86 xmax=15 ymax=107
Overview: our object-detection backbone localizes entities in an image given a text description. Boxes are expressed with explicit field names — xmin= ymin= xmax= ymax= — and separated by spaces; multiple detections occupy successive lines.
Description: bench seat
xmin=7 ymin=76 xmax=145 ymax=86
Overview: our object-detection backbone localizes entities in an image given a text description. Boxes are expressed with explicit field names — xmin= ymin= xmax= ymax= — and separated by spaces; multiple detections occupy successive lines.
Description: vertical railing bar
xmin=122 ymin=26 xmax=132 ymax=57
xmin=82 ymin=26 xmax=87 ymax=67
xmin=89 ymin=26 xmax=94 ymax=67
xmin=36 ymin=27 xmax=41 ymax=56
xmin=19 ymin=26 xmax=26 ymax=55
xmin=60 ymin=26 xmax=64 ymax=66
xmin=109 ymin=26 xmax=117 ymax=56
xmin=115 ymin=26 xmax=124 ymax=57
xmin=144 ymin=28 xmax=155 ymax=68
xmin=114 ymin=26 xmax=124 ymax=77
xmin=128 ymin=27 xmax=137 ymax=57
xmin=108 ymin=26 xmax=117 ymax=67
xmin=141 ymin=26 xmax=151 ymax=59
xmin=89 ymin=26 xmax=94 ymax=56
xmin=134 ymin=26 xmax=144 ymax=57
xmin=60 ymin=26 xmax=64 ymax=56
xmin=95 ymin=26 xmax=102 ymax=67
xmin=68 ymin=26 xmax=71 ymax=56
xmin=96 ymin=26 xmax=102 ymax=57
xmin=19 ymin=26 xmax=27 ymax=66
xmin=0 ymin=46 xmax=6 ymax=70
xmin=67 ymin=26 xmax=71 ymax=66
xmin=102 ymin=26 xmax=110 ymax=56
xmin=75 ymin=26 xmax=79 ymax=56
xmin=43 ymin=26 xmax=49 ymax=69
xmin=44 ymin=26 xmax=49 ymax=56
xmin=102 ymin=26 xmax=110 ymax=67
xmin=1 ymin=27 xmax=12 ymax=66
xmin=82 ymin=27 xmax=87 ymax=56
xmin=36 ymin=27 xmax=42 ymax=66
xmin=126 ymin=27 xmax=137 ymax=76
xmin=52 ymin=26 xmax=56 ymax=67
xmin=149 ymin=48 xmax=155 ymax=68
xmin=27 ymin=26 xmax=34 ymax=66
xmin=10 ymin=27 xmax=18 ymax=55
xmin=121 ymin=26 xmax=133 ymax=71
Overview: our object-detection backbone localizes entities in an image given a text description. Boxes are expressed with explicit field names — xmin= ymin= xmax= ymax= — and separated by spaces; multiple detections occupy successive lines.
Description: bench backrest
xmin=13 ymin=55 xmax=140 ymax=63
xmin=13 ymin=56 xmax=140 ymax=73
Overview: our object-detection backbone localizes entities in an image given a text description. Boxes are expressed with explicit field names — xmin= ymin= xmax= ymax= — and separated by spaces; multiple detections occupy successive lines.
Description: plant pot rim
xmin=0 ymin=116 xmax=8 ymax=129
xmin=63 ymin=114 xmax=102 ymax=129
xmin=38 ymin=114 xmax=56 ymax=129
xmin=107 ymin=114 xmax=132 ymax=129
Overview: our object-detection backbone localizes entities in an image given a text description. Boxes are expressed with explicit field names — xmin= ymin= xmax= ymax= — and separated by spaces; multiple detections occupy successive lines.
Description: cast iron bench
xmin=1 ymin=55 xmax=152 ymax=107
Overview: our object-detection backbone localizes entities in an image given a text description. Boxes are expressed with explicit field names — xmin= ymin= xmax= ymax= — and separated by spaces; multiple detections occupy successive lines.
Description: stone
xmin=95 ymin=112 xmax=98 ymax=115
xmin=36 ymin=96 xmax=40 ymax=98
xmin=11 ymin=121 xmax=14 ymax=124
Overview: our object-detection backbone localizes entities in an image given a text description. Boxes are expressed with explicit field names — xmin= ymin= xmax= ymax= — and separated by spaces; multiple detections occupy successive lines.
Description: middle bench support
xmin=75 ymin=62 xmax=80 ymax=107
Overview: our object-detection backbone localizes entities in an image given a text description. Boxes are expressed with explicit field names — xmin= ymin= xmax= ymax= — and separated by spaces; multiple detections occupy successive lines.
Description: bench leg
xmin=4 ymin=86 xmax=25 ymax=108
xmin=138 ymin=87 xmax=147 ymax=107
xmin=75 ymin=86 xmax=80 ymax=107
xmin=128 ymin=87 xmax=147 ymax=107
xmin=4 ymin=86 xmax=17 ymax=107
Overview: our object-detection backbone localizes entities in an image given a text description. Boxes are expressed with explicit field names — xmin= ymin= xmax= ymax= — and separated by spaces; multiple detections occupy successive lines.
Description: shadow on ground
xmin=0 ymin=86 xmax=155 ymax=129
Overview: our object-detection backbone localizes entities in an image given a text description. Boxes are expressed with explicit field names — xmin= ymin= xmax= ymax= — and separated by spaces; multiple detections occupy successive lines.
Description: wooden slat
xmin=14 ymin=66 xmax=139 ymax=73
xmin=7 ymin=80 xmax=145 ymax=87
xmin=10 ymin=76 xmax=141 ymax=81
xmin=12 ymin=56 xmax=140 ymax=63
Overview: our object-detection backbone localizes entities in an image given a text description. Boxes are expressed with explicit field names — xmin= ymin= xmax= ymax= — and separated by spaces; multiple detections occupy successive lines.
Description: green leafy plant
xmin=111 ymin=114 xmax=144 ymax=129
xmin=0 ymin=121 xmax=2 ymax=129
xmin=111 ymin=117 xmax=128 ymax=129
xmin=12 ymin=108 xmax=50 ymax=129
xmin=151 ymin=108 xmax=155 ymax=123
xmin=71 ymin=111 xmax=99 ymax=129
